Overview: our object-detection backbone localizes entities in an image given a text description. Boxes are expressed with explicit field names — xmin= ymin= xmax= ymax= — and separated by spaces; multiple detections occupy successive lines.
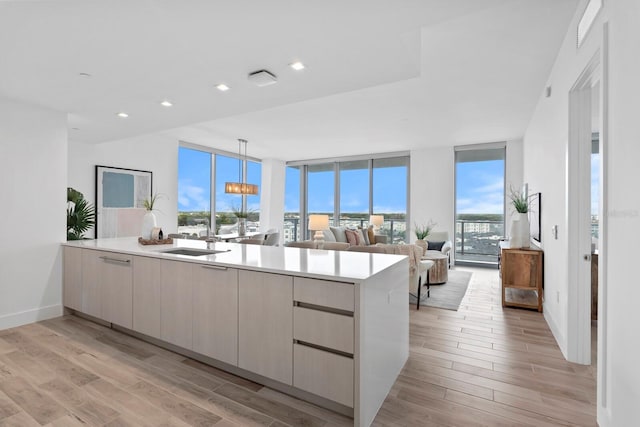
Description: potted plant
xmin=231 ymin=205 xmax=250 ymax=236
xmin=508 ymin=186 xmax=531 ymax=248
xmin=414 ymin=220 xmax=436 ymax=253
xmin=67 ymin=187 xmax=95 ymax=240
xmin=141 ymin=193 xmax=162 ymax=240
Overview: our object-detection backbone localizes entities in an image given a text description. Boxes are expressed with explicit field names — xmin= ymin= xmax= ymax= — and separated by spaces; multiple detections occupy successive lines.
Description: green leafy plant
xmin=508 ymin=186 xmax=530 ymax=213
xmin=143 ymin=193 xmax=163 ymax=211
xmin=67 ymin=187 xmax=95 ymax=240
xmin=232 ymin=205 xmax=256 ymax=219
xmin=414 ymin=220 xmax=436 ymax=240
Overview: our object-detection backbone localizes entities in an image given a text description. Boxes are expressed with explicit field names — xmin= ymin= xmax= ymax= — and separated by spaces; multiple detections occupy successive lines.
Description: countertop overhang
xmin=62 ymin=237 xmax=408 ymax=283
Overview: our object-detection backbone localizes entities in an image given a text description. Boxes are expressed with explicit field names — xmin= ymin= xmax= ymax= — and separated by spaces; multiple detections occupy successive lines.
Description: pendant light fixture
xmin=225 ymin=139 xmax=259 ymax=195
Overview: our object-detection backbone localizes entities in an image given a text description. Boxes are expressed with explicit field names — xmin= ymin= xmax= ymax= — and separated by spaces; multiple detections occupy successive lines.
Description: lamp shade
xmin=308 ymin=214 xmax=330 ymax=231
xmin=370 ymin=215 xmax=384 ymax=227
xmin=224 ymin=182 xmax=259 ymax=195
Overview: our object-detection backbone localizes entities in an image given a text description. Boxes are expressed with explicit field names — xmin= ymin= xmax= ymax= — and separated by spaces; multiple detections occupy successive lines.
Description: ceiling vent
xmin=248 ymin=69 xmax=277 ymax=87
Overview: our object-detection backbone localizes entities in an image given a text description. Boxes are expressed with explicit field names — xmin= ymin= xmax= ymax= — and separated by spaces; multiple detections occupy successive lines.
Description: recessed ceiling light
xmin=160 ymin=100 xmax=173 ymax=107
xmin=79 ymin=72 xmax=92 ymax=78
xmin=116 ymin=112 xmax=129 ymax=118
xmin=71 ymin=127 xmax=80 ymax=131
xmin=290 ymin=61 xmax=305 ymax=71
xmin=216 ymin=83 xmax=230 ymax=92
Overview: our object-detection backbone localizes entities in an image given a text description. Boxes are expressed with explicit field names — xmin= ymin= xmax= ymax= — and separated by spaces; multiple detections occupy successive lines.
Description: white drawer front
xmin=294 ymin=307 xmax=354 ymax=354
xmin=293 ymin=277 xmax=354 ymax=311
xmin=293 ymin=344 xmax=354 ymax=408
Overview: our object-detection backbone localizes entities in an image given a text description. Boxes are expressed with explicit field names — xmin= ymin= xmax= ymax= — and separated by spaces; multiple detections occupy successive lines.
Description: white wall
xmin=410 ymin=147 xmax=455 ymax=257
xmin=68 ymin=133 xmax=179 ymax=235
xmin=522 ymin=0 xmax=604 ymax=357
xmin=259 ymin=158 xmax=286 ymax=243
xmin=603 ymin=0 xmax=640 ymax=424
xmin=523 ymin=0 xmax=640 ymax=424
xmin=0 ymin=98 xmax=67 ymax=329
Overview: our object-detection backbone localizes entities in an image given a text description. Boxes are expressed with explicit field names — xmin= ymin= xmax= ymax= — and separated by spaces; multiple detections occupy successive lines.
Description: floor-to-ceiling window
xmin=177 ymin=147 xmax=211 ymax=236
xmin=373 ymin=157 xmax=408 ymax=243
xmin=284 ymin=166 xmax=301 ymax=243
xmin=178 ymin=144 xmax=261 ymax=236
xmin=455 ymin=145 xmax=505 ymax=265
xmin=339 ymin=160 xmax=370 ymax=228
xmin=284 ymin=154 xmax=409 ymax=243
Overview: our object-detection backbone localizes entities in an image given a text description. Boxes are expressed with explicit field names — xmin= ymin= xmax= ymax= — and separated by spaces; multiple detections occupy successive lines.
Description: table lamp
xmin=308 ymin=214 xmax=330 ymax=249
xmin=369 ymin=215 xmax=384 ymax=231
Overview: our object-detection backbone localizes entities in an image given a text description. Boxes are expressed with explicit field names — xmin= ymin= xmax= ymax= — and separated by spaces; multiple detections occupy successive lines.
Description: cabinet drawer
xmin=293 ymin=277 xmax=354 ymax=311
xmin=293 ymin=307 xmax=353 ymax=354
xmin=293 ymin=343 xmax=354 ymax=408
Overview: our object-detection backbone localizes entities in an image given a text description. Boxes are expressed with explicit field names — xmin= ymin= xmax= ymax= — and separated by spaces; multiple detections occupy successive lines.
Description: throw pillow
xmin=330 ymin=226 xmax=348 ymax=243
xmin=367 ymin=226 xmax=376 ymax=245
xmin=428 ymin=240 xmax=446 ymax=251
xmin=356 ymin=228 xmax=367 ymax=246
xmin=358 ymin=226 xmax=370 ymax=245
xmin=345 ymin=229 xmax=359 ymax=246
xmin=322 ymin=229 xmax=337 ymax=242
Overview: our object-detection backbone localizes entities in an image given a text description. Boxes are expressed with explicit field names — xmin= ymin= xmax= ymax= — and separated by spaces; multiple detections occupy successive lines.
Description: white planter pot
xmin=141 ymin=211 xmax=157 ymax=239
xmin=510 ymin=212 xmax=530 ymax=248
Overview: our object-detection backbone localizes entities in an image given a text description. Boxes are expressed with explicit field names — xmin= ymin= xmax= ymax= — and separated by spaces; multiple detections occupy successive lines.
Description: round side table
xmin=422 ymin=251 xmax=448 ymax=284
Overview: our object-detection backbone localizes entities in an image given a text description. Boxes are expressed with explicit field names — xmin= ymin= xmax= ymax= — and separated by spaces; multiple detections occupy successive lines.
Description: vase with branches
xmin=414 ymin=220 xmax=437 ymax=253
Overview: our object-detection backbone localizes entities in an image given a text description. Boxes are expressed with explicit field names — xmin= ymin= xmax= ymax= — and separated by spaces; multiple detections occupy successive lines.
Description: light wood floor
xmin=0 ymin=267 xmax=596 ymax=426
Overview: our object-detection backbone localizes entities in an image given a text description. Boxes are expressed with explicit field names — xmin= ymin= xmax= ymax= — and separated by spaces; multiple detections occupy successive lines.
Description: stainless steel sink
xmin=160 ymin=248 xmax=229 ymax=256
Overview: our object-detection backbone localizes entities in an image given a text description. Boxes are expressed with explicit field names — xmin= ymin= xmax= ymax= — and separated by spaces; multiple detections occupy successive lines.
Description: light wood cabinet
xmin=78 ymin=249 xmax=133 ymax=326
xmin=99 ymin=252 xmax=133 ymax=328
xmin=133 ymin=256 xmax=163 ymax=339
xmin=80 ymin=250 xmax=102 ymax=318
xmin=160 ymin=259 xmax=193 ymax=349
xmin=293 ymin=343 xmax=354 ymax=408
xmin=63 ymin=247 xmax=83 ymax=311
xmin=500 ymin=246 xmax=544 ymax=312
xmin=238 ymin=270 xmax=293 ymax=385
xmin=193 ymin=265 xmax=239 ymax=366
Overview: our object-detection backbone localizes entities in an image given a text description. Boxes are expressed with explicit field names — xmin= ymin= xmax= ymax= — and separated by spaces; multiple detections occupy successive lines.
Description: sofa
xmin=322 ymin=225 xmax=388 ymax=246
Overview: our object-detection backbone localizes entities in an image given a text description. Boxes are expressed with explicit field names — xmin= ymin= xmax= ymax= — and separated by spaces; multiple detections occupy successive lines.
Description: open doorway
xmin=567 ymin=50 xmax=606 ymax=373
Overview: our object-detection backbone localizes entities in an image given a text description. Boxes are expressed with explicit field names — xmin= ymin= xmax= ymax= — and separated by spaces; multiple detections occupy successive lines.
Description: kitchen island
xmin=62 ymin=237 xmax=409 ymax=426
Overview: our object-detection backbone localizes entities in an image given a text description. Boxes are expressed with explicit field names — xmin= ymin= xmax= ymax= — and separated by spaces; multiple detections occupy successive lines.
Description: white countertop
xmin=62 ymin=237 xmax=407 ymax=283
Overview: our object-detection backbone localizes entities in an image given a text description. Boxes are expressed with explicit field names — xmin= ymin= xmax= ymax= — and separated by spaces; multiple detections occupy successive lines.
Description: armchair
xmin=426 ymin=231 xmax=452 ymax=267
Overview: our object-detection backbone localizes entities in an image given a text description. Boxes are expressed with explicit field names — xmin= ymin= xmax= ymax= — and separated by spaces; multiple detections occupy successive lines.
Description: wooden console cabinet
xmin=499 ymin=242 xmax=543 ymax=312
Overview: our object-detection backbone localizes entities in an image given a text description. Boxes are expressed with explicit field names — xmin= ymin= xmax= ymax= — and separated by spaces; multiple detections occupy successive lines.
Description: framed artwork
xmin=95 ymin=165 xmax=152 ymax=238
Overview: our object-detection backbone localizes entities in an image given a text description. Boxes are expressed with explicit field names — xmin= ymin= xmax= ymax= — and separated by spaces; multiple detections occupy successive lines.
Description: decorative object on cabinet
xmin=508 ymin=184 xmax=533 ymax=248
xmin=95 ymin=165 xmax=152 ymax=239
xmin=67 ymin=187 xmax=95 ymax=240
xmin=141 ymin=193 xmax=162 ymax=240
xmin=500 ymin=240 xmax=543 ymax=312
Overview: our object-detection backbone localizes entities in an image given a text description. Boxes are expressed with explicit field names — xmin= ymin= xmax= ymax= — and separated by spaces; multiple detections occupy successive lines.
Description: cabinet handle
xmin=99 ymin=256 xmax=131 ymax=264
xmin=294 ymin=340 xmax=353 ymax=359
xmin=201 ymin=265 xmax=228 ymax=271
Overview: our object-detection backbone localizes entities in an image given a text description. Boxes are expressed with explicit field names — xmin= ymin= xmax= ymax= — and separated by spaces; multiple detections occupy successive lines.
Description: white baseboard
xmin=543 ymin=302 xmax=568 ymax=360
xmin=0 ymin=304 xmax=63 ymax=331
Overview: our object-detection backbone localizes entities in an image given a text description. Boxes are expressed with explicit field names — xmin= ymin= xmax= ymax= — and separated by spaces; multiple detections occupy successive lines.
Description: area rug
xmin=410 ymin=270 xmax=473 ymax=311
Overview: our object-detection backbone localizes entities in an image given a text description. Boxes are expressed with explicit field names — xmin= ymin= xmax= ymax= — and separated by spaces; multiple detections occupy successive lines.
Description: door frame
xmin=566 ymin=33 xmax=608 ymax=377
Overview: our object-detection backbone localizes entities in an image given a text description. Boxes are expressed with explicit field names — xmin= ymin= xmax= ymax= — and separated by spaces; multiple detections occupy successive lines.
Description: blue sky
xmin=178 ymin=147 xmax=261 ymax=212
xmin=180 ymin=147 xmax=513 ymax=216
xmin=456 ymin=160 xmax=505 ymax=215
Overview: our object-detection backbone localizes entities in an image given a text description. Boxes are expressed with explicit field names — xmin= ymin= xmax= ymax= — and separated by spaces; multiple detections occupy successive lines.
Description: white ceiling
xmin=0 ymin=0 xmax=578 ymax=160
